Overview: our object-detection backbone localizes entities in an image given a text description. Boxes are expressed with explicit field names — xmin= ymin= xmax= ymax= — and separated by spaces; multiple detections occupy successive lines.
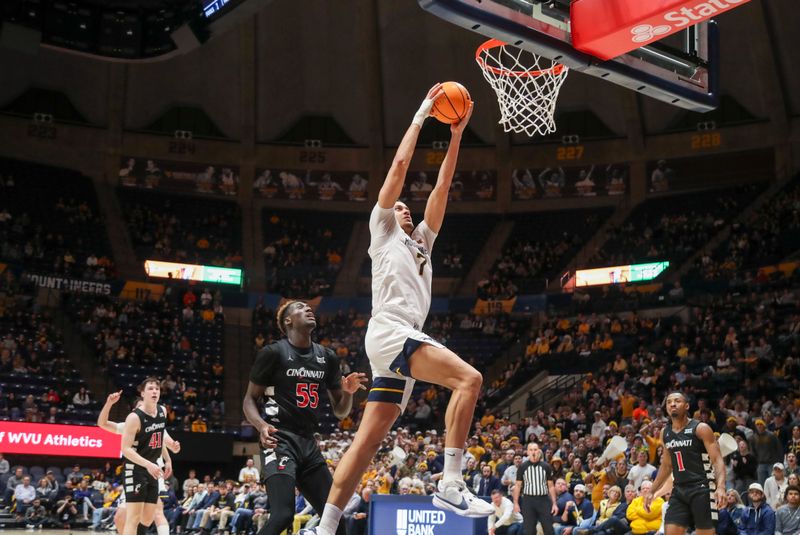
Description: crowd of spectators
xmin=0 ymin=273 xmax=99 ymax=425
xmin=0 ymin=160 xmax=115 ymax=280
xmin=64 ymin=287 xmax=227 ymax=433
xmin=478 ymin=208 xmax=613 ymax=299
xmin=262 ymin=210 xmax=358 ymax=298
xmin=693 ymin=178 xmax=800 ymax=281
xmin=592 ymin=184 xmax=764 ymax=268
xmin=119 ymin=189 xmax=243 ymax=268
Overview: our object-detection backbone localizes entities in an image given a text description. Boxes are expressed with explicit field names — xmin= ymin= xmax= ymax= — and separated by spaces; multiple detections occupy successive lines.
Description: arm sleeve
xmin=326 ymin=349 xmax=343 ymax=390
xmin=369 ymin=204 xmax=400 ymax=251
xmin=249 ymin=346 xmax=279 ymax=386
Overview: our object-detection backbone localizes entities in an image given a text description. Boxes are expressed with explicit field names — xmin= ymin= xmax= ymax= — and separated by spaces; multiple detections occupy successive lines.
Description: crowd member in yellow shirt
xmin=626 ymin=481 xmax=664 ymax=535
xmin=619 ymin=391 xmax=636 ymax=422
xmin=467 ymin=436 xmax=486 ymax=462
xmin=588 ymin=461 xmax=613 ymax=509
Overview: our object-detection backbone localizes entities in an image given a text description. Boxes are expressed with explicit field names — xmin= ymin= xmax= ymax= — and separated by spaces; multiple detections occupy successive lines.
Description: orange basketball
xmin=431 ymin=81 xmax=471 ymax=124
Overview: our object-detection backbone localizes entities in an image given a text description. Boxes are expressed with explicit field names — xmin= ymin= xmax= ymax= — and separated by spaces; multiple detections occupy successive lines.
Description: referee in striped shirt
xmin=513 ymin=442 xmax=558 ymax=535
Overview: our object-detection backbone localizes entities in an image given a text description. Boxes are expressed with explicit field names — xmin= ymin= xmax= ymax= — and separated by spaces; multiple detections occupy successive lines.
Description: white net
xmin=476 ymin=40 xmax=569 ymax=137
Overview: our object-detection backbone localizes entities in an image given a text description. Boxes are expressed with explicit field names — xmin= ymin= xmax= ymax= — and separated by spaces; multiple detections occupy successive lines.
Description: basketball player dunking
xmin=243 ymin=301 xmax=368 ymax=535
xmin=646 ymin=392 xmax=727 ymax=535
xmin=301 ymin=84 xmax=491 ymax=535
xmin=120 ymin=378 xmax=171 ymax=535
xmin=97 ymin=390 xmax=180 ymax=535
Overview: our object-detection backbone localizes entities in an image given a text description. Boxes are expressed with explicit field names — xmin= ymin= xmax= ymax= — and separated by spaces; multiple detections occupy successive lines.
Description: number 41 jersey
xmin=132 ymin=405 xmax=166 ymax=464
xmin=250 ymin=339 xmax=342 ymax=436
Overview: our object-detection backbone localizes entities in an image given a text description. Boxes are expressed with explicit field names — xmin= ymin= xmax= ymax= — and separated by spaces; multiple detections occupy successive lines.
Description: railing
xmin=503 ymin=373 xmax=586 ymax=423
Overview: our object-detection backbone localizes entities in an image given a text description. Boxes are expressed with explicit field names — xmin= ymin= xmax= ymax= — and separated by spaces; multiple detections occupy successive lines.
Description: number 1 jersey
xmin=250 ymin=339 xmax=342 ymax=436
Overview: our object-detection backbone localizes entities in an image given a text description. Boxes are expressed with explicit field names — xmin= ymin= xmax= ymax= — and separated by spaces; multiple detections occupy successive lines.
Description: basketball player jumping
xmin=120 ymin=378 xmax=171 ymax=535
xmin=243 ymin=300 xmax=368 ymax=535
xmin=97 ymin=390 xmax=180 ymax=535
xmin=646 ymin=392 xmax=727 ymax=535
xmin=301 ymin=84 xmax=491 ymax=535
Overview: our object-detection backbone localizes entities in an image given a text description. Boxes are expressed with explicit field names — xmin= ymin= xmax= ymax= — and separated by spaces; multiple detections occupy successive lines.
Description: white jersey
xmin=368 ymin=204 xmax=437 ymax=328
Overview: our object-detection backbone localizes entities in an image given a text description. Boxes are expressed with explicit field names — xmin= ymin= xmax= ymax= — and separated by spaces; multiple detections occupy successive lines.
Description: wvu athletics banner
xmin=473 ymin=297 xmax=516 ymax=315
xmin=0 ymin=422 xmax=121 ymax=458
xmin=24 ymin=273 xmax=113 ymax=295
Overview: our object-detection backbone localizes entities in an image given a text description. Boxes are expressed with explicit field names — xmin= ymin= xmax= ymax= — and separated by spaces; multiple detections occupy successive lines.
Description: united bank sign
xmin=370 ymin=496 xmax=487 ymax=535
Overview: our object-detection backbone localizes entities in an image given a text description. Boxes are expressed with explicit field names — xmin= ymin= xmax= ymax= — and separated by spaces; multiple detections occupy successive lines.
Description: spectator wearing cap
xmin=551 ymin=457 xmax=566 ymax=481
xmin=775 ymin=485 xmax=800 ymax=535
xmin=556 ymin=483 xmax=594 ymax=535
xmin=741 ymin=483 xmax=775 ymax=535
xmin=750 ymin=418 xmax=783 ymax=484
xmin=765 ymin=463 xmax=789 ymax=509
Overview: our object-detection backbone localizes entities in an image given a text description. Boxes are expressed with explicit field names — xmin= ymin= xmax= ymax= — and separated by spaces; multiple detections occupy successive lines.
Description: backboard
xmin=419 ymin=0 xmax=721 ymax=112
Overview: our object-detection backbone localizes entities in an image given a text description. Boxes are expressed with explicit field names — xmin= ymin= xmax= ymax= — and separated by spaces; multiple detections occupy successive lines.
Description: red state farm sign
xmin=0 ymin=422 xmax=121 ymax=458
xmin=571 ymin=0 xmax=751 ymax=61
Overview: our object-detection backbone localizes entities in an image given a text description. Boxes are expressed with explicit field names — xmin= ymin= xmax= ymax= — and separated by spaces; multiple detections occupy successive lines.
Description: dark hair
xmin=138 ymin=377 xmax=161 ymax=393
xmin=491 ymin=489 xmax=503 ymax=496
xmin=786 ymin=485 xmax=800 ymax=500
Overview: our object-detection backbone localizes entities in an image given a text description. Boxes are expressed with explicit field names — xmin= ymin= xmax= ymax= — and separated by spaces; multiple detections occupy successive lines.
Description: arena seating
xmin=0 ymin=280 xmax=98 ymax=426
xmin=118 ymin=188 xmax=243 ymax=268
xmin=63 ymin=290 xmax=228 ymax=433
xmin=594 ymin=183 xmax=766 ymax=268
xmin=262 ymin=209 xmax=362 ymax=297
xmin=0 ymin=158 xmax=114 ymax=279
xmin=479 ymin=207 xmax=614 ymax=296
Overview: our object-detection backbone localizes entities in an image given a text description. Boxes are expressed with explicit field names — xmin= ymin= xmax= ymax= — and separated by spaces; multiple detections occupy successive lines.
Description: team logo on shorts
xmin=278 ymin=456 xmax=289 ymax=470
xmin=134 ymin=484 xmax=141 ymax=494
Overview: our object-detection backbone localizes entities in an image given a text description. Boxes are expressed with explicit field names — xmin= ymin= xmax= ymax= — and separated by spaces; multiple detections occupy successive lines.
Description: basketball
xmin=431 ymin=81 xmax=472 ymax=124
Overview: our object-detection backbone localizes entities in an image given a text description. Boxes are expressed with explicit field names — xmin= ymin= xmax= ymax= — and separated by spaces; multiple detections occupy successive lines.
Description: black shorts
xmin=124 ymin=463 xmax=160 ymax=504
xmin=260 ymin=429 xmax=326 ymax=483
xmin=665 ymin=484 xmax=717 ymax=530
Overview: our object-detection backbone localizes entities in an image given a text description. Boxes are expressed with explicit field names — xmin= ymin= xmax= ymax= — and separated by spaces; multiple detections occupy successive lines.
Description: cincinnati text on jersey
xmin=665 ymin=439 xmax=693 ymax=449
xmin=286 ymin=368 xmax=326 ymax=379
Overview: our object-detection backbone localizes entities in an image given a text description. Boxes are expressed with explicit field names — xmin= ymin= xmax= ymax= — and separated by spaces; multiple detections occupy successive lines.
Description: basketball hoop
xmin=475 ymin=39 xmax=569 ymax=137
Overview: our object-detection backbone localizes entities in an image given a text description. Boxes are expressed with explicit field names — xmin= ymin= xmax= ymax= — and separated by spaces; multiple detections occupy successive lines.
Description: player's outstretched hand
xmin=105 ymin=390 xmax=123 ymax=406
xmin=425 ymin=83 xmax=445 ymax=107
xmin=260 ymin=423 xmax=279 ymax=449
xmin=451 ymin=101 xmax=474 ymax=136
xmin=342 ymin=372 xmax=369 ymax=394
xmin=147 ymin=462 xmax=164 ymax=481
xmin=715 ymin=486 xmax=726 ymax=510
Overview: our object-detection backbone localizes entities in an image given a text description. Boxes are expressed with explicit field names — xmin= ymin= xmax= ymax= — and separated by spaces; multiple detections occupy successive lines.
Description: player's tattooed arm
xmin=697 ymin=422 xmax=727 ymax=510
xmin=243 ymin=381 xmax=277 ymax=449
xmin=329 ymin=372 xmax=368 ymax=419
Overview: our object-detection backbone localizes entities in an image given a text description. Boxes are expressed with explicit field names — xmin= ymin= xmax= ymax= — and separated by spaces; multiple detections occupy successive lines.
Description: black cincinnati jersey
xmin=664 ymin=418 xmax=713 ymax=488
xmin=130 ymin=405 xmax=167 ymax=464
xmin=250 ymin=339 xmax=342 ymax=436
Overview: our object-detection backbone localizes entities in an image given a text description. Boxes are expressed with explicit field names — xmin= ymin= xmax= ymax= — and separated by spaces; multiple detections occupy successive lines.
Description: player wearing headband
xmin=243 ymin=301 xmax=367 ymax=535
xmin=97 ymin=390 xmax=180 ymax=535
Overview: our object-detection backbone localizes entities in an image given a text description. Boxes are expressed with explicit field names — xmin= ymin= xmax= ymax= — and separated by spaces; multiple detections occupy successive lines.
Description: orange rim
xmin=475 ymin=39 xmax=566 ymax=78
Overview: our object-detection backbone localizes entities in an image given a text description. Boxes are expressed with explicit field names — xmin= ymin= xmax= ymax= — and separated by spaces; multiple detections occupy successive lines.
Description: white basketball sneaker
xmin=432 ymin=478 xmax=495 ymax=517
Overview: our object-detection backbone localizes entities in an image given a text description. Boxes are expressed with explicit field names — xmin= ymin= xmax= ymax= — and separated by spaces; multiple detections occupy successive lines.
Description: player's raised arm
xmin=424 ymin=100 xmax=473 ymax=233
xmin=697 ymin=422 xmax=727 ymax=509
xmin=328 ymin=372 xmax=368 ymax=420
xmin=97 ymin=390 xmax=123 ymax=433
xmin=378 ymin=84 xmax=444 ymax=209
